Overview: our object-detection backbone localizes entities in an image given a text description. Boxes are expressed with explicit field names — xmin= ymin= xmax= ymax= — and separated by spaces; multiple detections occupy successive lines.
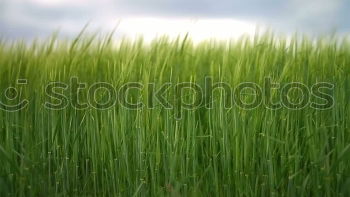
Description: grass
xmin=0 ymin=32 xmax=350 ymax=196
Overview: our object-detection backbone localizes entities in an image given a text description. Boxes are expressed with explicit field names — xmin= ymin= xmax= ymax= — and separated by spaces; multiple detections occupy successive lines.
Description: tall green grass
xmin=0 ymin=32 xmax=350 ymax=196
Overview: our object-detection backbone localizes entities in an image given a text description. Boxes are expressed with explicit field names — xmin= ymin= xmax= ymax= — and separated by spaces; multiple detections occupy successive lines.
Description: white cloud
xmin=115 ymin=17 xmax=258 ymax=42
xmin=0 ymin=0 xmax=348 ymax=40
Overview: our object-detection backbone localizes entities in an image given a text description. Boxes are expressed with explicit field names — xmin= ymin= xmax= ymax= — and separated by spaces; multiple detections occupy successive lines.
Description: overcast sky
xmin=1 ymin=0 xmax=349 ymax=41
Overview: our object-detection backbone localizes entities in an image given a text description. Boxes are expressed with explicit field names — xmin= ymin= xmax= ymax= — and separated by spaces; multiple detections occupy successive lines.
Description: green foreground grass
xmin=0 ymin=33 xmax=350 ymax=196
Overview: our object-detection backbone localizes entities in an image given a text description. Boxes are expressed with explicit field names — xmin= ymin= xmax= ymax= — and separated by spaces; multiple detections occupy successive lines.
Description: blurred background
xmin=1 ymin=0 xmax=349 ymax=41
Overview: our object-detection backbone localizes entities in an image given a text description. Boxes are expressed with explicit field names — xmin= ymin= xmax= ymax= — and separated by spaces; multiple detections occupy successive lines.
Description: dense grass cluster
xmin=0 ymin=32 xmax=350 ymax=196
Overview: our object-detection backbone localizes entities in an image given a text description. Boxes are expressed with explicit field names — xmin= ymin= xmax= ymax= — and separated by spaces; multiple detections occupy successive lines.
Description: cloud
xmin=116 ymin=17 xmax=258 ymax=42
xmin=286 ymin=0 xmax=342 ymax=32
xmin=0 ymin=0 xmax=349 ymax=40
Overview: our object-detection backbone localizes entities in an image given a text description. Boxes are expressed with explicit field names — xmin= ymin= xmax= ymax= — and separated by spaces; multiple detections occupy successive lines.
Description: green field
xmin=0 ymin=32 xmax=350 ymax=196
